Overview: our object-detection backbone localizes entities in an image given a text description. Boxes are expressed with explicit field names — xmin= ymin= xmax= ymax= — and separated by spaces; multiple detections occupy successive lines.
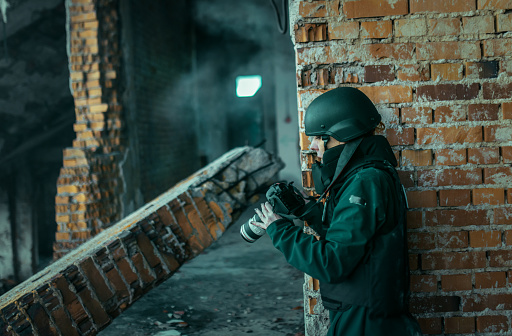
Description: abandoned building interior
xmin=0 ymin=0 xmax=512 ymax=335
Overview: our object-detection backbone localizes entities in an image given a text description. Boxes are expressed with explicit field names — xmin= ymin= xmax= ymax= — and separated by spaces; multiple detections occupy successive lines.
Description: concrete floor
xmin=100 ymin=204 xmax=305 ymax=336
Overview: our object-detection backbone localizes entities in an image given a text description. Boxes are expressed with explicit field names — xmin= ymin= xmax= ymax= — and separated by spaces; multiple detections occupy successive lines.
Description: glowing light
xmin=236 ymin=75 xmax=262 ymax=97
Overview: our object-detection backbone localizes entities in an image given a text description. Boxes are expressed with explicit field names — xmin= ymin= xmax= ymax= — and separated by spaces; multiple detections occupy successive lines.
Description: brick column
xmin=0 ymin=146 xmax=283 ymax=335
xmin=54 ymin=0 xmax=124 ymax=258
xmin=291 ymin=0 xmax=512 ymax=334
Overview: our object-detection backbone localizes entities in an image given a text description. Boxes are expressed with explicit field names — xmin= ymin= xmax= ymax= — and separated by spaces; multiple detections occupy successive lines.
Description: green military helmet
xmin=305 ymin=87 xmax=381 ymax=142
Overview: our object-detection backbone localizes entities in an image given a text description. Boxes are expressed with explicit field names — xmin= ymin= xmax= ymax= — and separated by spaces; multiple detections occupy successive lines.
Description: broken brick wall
xmin=290 ymin=0 xmax=512 ymax=335
xmin=54 ymin=0 xmax=200 ymax=258
xmin=0 ymin=146 xmax=283 ymax=336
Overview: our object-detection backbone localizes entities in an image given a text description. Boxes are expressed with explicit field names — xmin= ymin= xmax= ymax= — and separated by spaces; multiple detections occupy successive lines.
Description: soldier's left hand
xmin=253 ymin=202 xmax=282 ymax=230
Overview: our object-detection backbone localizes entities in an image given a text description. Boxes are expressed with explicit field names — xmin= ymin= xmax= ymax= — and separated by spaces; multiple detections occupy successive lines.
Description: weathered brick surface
xmin=0 ymin=147 xmax=283 ymax=335
xmin=292 ymin=0 xmax=512 ymax=333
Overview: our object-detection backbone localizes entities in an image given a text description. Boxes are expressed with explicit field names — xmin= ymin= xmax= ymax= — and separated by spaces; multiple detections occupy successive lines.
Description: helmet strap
xmin=321 ymin=135 xmax=330 ymax=150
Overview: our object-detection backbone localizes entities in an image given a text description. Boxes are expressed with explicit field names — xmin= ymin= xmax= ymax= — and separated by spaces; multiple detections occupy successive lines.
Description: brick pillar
xmin=291 ymin=0 xmax=512 ymax=334
xmin=0 ymin=146 xmax=283 ymax=335
xmin=54 ymin=0 xmax=124 ymax=258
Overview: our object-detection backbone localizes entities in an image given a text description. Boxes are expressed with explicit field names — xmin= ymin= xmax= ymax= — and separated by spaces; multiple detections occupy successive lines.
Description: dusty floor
xmin=100 ymin=205 xmax=306 ymax=336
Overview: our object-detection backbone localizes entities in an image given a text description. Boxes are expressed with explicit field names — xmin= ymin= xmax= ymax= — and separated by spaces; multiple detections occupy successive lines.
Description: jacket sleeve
xmin=266 ymin=168 xmax=391 ymax=284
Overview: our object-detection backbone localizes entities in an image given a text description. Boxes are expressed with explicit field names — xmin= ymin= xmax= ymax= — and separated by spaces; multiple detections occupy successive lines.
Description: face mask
xmin=311 ymin=144 xmax=346 ymax=194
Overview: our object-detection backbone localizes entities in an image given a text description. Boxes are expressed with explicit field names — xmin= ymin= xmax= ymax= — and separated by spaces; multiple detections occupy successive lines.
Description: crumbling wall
xmin=53 ymin=0 xmax=125 ymax=258
xmin=0 ymin=146 xmax=283 ymax=336
xmin=290 ymin=0 xmax=512 ymax=334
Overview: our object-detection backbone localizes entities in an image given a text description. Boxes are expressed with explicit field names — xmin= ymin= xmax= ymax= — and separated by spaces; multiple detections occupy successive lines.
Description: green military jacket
xmin=266 ymin=136 xmax=422 ymax=336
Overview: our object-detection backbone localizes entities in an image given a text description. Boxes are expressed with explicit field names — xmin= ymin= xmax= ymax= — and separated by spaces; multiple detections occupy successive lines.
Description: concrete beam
xmin=0 ymin=146 xmax=283 ymax=335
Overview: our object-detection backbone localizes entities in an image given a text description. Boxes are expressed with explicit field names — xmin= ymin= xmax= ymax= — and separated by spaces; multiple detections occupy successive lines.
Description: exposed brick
xmin=504 ymin=102 xmax=512 ymax=119
xmin=463 ymin=294 xmax=512 ymax=312
xmin=483 ymin=39 xmax=512 ymax=57
xmin=402 ymin=149 xmax=432 ymax=166
xmin=468 ymin=104 xmax=499 ymax=121
xmin=406 ymin=211 xmax=423 ymax=229
xmin=410 ymin=274 xmax=437 ymax=293
xmin=299 ymin=1 xmax=327 ymax=17
xmin=502 ymin=60 xmax=512 ymax=76
xmin=362 ymin=43 xmax=416 ymax=61
xmin=401 ymin=107 xmax=432 ymax=124
xmin=398 ymin=170 xmax=415 ymax=188
xmin=26 ymin=301 xmax=58 ymax=336
xmin=434 ymin=105 xmax=467 ymax=123
xmin=343 ymin=0 xmax=408 ymax=19
xmin=417 ymin=317 xmax=443 ymax=335
xmin=442 ymin=274 xmax=472 ymax=291
xmin=425 ymin=209 xmax=489 ymax=227
xmin=483 ymin=82 xmax=512 ymax=99
xmin=418 ymin=168 xmax=482 ymax=187
xmin=360 ymin=20 xmax=392 ymax=39
xmin=494 ymin=207 xmax=512 ymax=225
xmin=478 ymin=0 xmax=512 ymax=10
xmin=484 ymin=167 xmax=512 ymax=185
xmin=470 ymin=230 xmax=502 ymax=248
xmin=416 ymin=83 xmax=480 ymax=101
xmin=465 ymin=61 xmax=499 ymax=79
xmin=416 ymin=41 xmax=481 ymax=60
xmin=422 ymin=251 xmax=486 ymax=270
xmin=439 ymin=189 xmax=471 ymax=207
xmin=473 ymin=188 xmax=505 ymax=205
xmin=475 ymin=272 xmax=507 ymax=289
xmin=435 ymin=148 xmax=467 ymax=166
xmin=364 ymin=65 xmax=394 ymax=83
xmin=462 ymin=16 xmax=495 ymax=34
xmin=467 ymin=147 xmax=499 ymax=165
xmin=395 ymin=18 xmax=427 ymax=37
xmin=407 ymin=190 xmax=437 ymax=208
xmin=497 ymin=13 xmax=512 ymax=32
xmin=397 ymin=64 xmax=429 ymax=82
xmin=409 ymin=254 xmax=419 ymax=270
xmin=411 ymin=0 xmax=476 ymax=13
xmin=359 ymin=85 xmax=412 ymax=103
xmin=409 ymin=295 xmax=460 ymax=314
xmin=431 ymin=63 xmax=463 ymax=81
xmin=477 ymin=315 xmax=508 ymax=333
xmin=489 ymin=250 xmax=512 ymax=267
xmin=408 ymin=232 xmax=436 ymax=250
xmin=133 ymin=228 xmax=166 ymax=272
xmin=50 ymin=307 xmax=80 ymax=336
xmin=328 ymin=22 xmax=358 ymax=40
xmin=504 ymin=146 xmax=512 ymax=163
xmin=75 ymin=286 xmax=110 ymax=328
xmin=428 ymin=18 xmax=461 ymax=36
xmin=296 ymin=46 xmax=332 ymax=65
xmin=297 ymin=23 xmax=328 ymax=42
xmin=79 ymin=257 xmax=114 ymax=303
xmin=484 ymin=125 xmax=512 ymax=142
xmin=417 ymin=126 xmax=482 ymax=145
xmin=445 ymin=316 xmax=475 ymax=334
xmin=437 ymin=231 xmax=469 ymax=249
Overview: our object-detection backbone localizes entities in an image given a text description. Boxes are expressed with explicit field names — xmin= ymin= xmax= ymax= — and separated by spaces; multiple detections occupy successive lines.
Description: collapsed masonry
xmin=0 ymin=146 xmax=283 ymax=336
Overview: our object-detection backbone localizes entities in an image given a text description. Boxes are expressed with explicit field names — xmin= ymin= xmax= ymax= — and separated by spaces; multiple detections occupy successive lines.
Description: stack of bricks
xmin=0 ymin=147 xmax=283 ymax=335
xmin=54 ymin=0 xmax=124 ymax=258
xmin=292 ymin=0 xmax=512 ymax=334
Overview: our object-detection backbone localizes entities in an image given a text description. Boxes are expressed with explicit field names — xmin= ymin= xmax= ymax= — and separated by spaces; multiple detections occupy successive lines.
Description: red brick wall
xmin=292 ymin=0 xmax=512 ymax=334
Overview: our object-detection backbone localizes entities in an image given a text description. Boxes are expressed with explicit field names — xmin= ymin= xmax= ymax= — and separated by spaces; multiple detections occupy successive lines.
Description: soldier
xmin=253 ymin=87 xmax=422 ymax=335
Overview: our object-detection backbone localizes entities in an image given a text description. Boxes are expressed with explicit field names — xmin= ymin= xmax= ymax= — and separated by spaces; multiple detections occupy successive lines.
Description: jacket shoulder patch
xmin=349 ymin=195 xmax=366 ymax=206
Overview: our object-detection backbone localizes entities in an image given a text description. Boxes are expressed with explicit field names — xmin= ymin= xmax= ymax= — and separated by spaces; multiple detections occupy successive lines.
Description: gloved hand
xmin=252 ymin=202 xmax=282 ymax=230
